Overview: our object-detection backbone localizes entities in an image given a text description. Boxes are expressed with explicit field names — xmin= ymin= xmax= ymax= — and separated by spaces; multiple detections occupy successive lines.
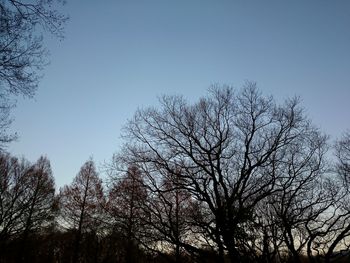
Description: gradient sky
xmin=8 ymin=0 xmax=350 ymax=188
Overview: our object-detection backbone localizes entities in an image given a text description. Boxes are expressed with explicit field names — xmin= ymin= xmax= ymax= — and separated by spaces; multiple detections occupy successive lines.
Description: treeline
xmin=1 ymin=84 xmax=350 ymax=263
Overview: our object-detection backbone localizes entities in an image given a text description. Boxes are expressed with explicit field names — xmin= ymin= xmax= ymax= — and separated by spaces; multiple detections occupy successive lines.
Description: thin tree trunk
xmin=72 ymin=177 xmax=89 ymax=263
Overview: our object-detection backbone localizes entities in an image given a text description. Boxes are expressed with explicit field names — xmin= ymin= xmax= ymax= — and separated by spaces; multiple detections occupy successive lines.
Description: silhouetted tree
xmin=0 ymin=152 xmax=29 ymax=242
xmin=336 ymin=132 xmax=350 ymax=182
xmin=0 ymin=0 xmax=67 ymax=148
xmin=59 ymin=159 xmax=105 ymax=263
xmin=107 ymin=166 xmax=147 ymax=263
xmin=115 ymin=83 xmax=326 ymax=263
xmin=0 ymin=153 xmax=56 ymax=263
xmin=0 ymin=99 xmax=14 ymax=149
xmin=135 ymin=170 xmax=197 ymax=262
xmin=321 ymin=132 xmax=350 ymax=263
xmin=18 ymin=156 xmax=56 ymax=262
xmin=255 ymin=130 xmax=330 ymax=263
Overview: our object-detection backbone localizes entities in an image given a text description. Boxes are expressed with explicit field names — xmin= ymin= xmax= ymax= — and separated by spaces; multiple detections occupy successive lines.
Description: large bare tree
xmin=115 ymin=83 xmax=325 ymax=263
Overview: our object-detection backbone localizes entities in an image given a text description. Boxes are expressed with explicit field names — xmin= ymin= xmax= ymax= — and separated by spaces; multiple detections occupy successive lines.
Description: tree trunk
xmin=284 ymin=229 xmax=301 ymax=263
xmin=72 ymin=177 xmax=89 ymax=263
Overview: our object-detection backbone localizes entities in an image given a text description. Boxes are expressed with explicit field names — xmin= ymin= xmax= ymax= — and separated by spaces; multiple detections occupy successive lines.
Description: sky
xmin=7 ymin=0 xmax=350 ymax=188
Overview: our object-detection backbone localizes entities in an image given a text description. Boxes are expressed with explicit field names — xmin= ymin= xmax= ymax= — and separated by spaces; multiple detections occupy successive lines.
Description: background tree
xmin=18 ymin=156 xmax=56 ymax=262
xmin=59 ymin=159 xmax=105 ymax=263
xmin=107 ymin=166 xmax=148 ymax=263
xmin=0 ymin=152 xmax=29 ymax=242
xmin=138 ymin=170 xmax=195 ymax=262
xmin=0 ymin=153 xmax=56 ymax=263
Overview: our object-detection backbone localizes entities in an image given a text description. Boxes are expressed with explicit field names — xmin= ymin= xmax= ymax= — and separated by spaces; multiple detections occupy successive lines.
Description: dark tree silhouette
xmin=0 ymin=99 xmax=14 ymax=148
xmin=59 ymin=159 xmax=105 ymax=263
xmin=0 ymin=153 xmax=29 ymax=242
xmin=320 ymin=132 xmax=350 ymax=263
xmin=336 ymin=132 xmax=350 ymax=182
xmin=0 ymin=153 xmax=56 ymax=263
xmin=115 ymin=83 xmax=327 ymax=263
xmin=107 ymin=166 xmax=148 ymax=263
xmin=255 ymin=131 xmax=330 ymax=263
xmin=140 ymin=172 xmax=196 ymax=262
xmin=18 ymin=156 xmax=56 ymax=262
xmin=0 ymin=0 xmax=67 ymax=148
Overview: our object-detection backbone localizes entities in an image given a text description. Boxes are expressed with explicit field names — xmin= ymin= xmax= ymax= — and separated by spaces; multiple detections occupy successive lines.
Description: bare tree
xmin=139 ymin=171 xmax=196 ymax=262
xmin=0 ymin=153 xmax=56 ymax=262
xmin=107 ymin=166 xmax=148 ymax=263
xmin=0 ymin=0 xmax=67 ymax=148
xmin=115 ymin=83 xmax=319 ymax=263
xmin=0 ymin=152 xmax=29 ymax=241
xmin=18 ymin=156 xmax=56 ymax=262
xmin=0 ymin=98 xmax=15 ymax=149
xmin=257 ymin=130 xmax=330 ymax=263
xmin=319 ymin=132 xmax=350 ymax=263
xmin=336 ymin=132 xmax=350 ymax=182
xmin=59 ymin=159 xmax=105 ymax=263
xmin=21 ymin=156 xmax=55 ymax=234
xmin=0 ymin=0 xmax=67 ymax=96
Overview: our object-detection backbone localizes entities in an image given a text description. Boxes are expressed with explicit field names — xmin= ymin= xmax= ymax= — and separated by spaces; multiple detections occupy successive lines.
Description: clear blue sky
xmin=8 ymin=0 xmax=350 ymax=188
